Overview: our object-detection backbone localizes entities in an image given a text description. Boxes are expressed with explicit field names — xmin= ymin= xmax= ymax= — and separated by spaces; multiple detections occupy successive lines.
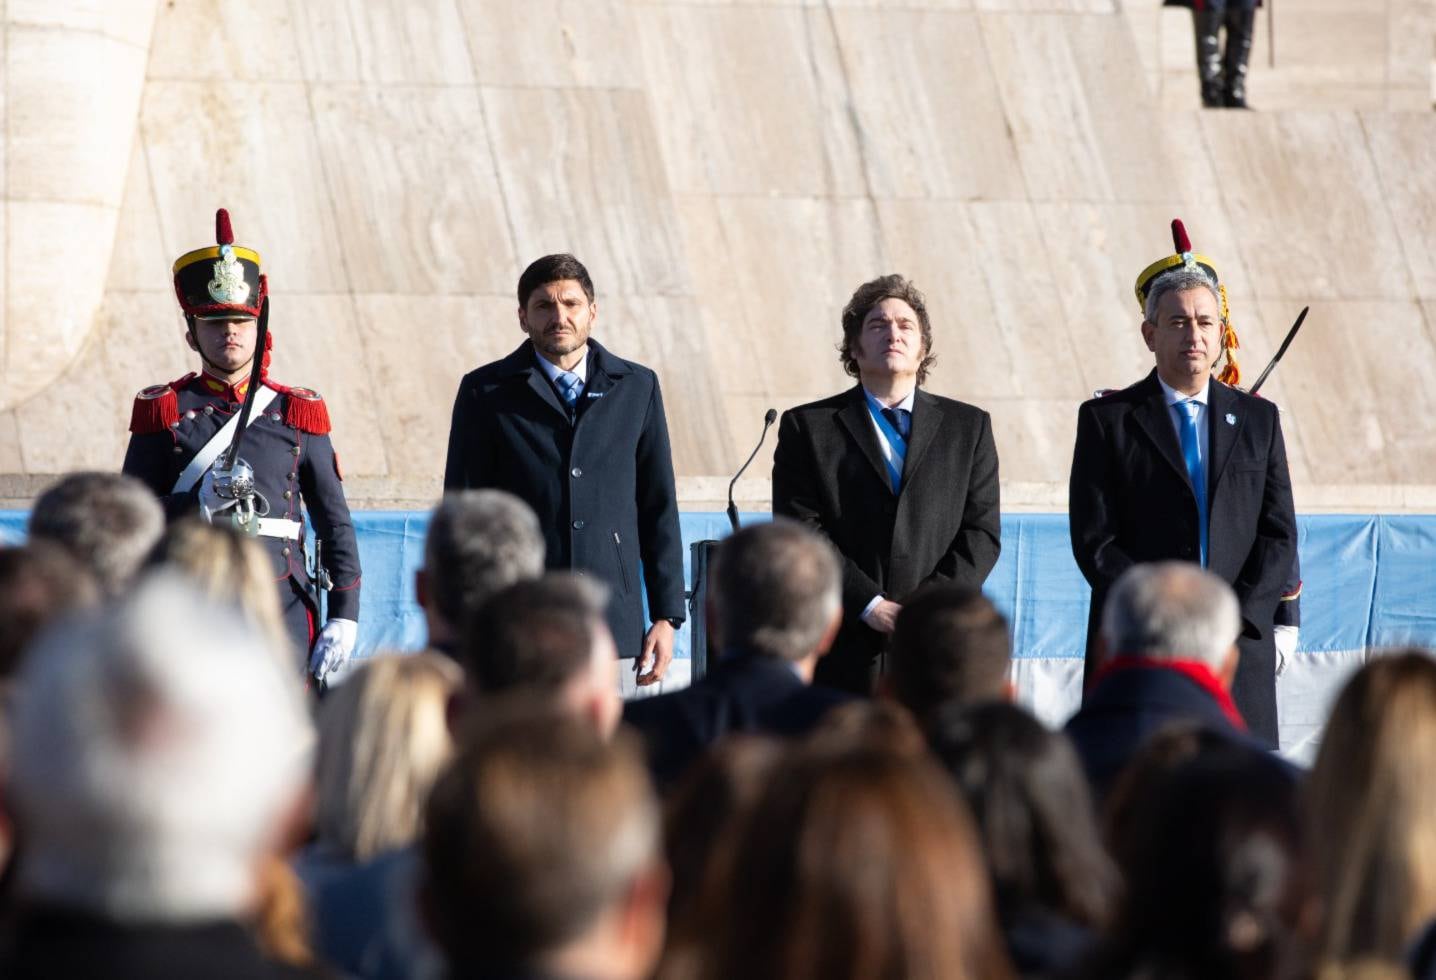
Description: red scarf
xmin=1092 ymin=655 xmax=1247 ymax=732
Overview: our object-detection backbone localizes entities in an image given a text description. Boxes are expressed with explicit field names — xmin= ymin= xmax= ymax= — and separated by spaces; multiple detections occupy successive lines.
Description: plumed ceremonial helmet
xmin=1134 ymin=218 xmax=1242 ymax=387
xmin=172 ymin=209 xmax=267 ymax=320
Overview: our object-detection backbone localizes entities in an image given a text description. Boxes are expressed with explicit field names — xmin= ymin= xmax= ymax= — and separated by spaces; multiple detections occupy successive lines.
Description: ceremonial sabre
xmin=1248 ymin=305 xmax=1307 ymax=396
xmin=210 ymin=297 xmax=272 ymax=533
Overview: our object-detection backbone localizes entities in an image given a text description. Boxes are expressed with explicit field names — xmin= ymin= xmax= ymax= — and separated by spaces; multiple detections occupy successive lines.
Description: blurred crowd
xmin=0 ymin=471 xmax=1434 ymax=980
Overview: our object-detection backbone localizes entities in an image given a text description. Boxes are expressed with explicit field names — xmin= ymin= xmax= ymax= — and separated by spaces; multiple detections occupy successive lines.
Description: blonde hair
xmin=146 ymin=519 xmax=293 ymax=664
xmin=1307 ymin=651 xmax=1436 ymax=965
xmin=314 ymin=653 xmax=462 ymax=860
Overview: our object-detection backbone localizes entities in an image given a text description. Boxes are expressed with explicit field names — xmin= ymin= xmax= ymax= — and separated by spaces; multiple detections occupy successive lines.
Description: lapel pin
xmin=1225 ymin=413 xmax=1236 ymax=426
xmin=586 ymin=392 xmax=604 ymax=399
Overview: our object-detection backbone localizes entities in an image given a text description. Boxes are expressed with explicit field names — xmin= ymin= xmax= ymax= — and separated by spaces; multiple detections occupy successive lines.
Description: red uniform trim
xmin=128 ymin=372 xmax=198 ymax=434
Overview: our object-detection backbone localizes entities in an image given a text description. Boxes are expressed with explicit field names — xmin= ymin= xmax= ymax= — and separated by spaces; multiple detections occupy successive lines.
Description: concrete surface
xmin=0 ymin=0 xmax=1432 ymax=511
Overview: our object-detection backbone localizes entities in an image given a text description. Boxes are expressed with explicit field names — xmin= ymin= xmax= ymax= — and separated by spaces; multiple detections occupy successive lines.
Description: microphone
xmin=728 ymin=408 xmax=777 ymax=533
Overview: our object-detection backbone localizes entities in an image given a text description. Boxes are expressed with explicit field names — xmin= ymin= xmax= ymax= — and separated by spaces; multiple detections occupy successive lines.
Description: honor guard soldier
xmin=122 ymin=209 xmax=361 ymax=682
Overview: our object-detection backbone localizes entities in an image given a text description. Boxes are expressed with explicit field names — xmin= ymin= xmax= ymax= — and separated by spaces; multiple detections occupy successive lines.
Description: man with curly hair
xmin=772 ymin=275 xmax=1001 ymax=695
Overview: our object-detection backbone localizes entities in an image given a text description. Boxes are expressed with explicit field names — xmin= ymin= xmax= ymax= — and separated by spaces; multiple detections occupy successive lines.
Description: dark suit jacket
xmin=771 ymin=385 xmax=1001 ymax=691
xmin=1067 ymin=371 xmax=1297 ymax=746
xmin=443 ymin=340 xmax=685 ymax=657
xmin=623 ymin=652 xmax=853 ymax=787
xmin=1063 ymin=663 xmax=1255 ymax=805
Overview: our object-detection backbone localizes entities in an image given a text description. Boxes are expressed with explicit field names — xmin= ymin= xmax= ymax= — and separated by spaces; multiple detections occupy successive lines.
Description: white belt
xmin=257 ymin=518 xmax=304 ymax=540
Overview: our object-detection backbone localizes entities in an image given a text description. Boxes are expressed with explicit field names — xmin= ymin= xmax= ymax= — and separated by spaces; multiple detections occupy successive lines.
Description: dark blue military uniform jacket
xmin=121 ymin=372 xmax=361 ymax=623
xmin=443 ymin=340 xmax=685 ymax=658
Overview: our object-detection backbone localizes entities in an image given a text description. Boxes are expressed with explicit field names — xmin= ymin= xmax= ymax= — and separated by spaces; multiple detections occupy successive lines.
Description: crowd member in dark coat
xmin=444 ymin=253 xmax=685 ymax=687
xmin=0 ymin=576 xmax=318 ymax=980
xmin=122 ymin=209 xmax=361 ymax=681
xmin=1065 ymin=562 xmax=1259 ymax=805
xmin=1069 ymin=220 xmax=1296 ymax=747
xmin=930 ymin=702 xmax=1117 ymax=979
xmin=773 ymin=274 xmax=1000 ymax=695
xmin=885 ymin=584 xmax=1013 ymax=728
xmin=421 ymin=708 xmax=667 ymax=980
xmin=416 ymin=490 xmax=544 ymax=659
xmin=624 ymin=519 xmax=851 ymax=789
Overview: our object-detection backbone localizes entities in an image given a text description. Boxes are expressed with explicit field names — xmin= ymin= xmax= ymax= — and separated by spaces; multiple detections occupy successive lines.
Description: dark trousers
xmin=279 ymin=576 xmax=317 ymax=668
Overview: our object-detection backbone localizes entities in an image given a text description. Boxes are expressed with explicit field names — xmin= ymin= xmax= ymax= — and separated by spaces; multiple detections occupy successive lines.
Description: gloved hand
xmin=308 ymin=618 xmax=358 ymax=680
xmin=197 ymin=468 xmax=237 ymax=524
xmin=1273 ymin=624 xmax=1299 ymax=678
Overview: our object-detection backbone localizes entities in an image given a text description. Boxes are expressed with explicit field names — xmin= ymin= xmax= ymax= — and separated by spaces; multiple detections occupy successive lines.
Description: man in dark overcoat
xmin=771 ymin=274 xmax=1001 ymax=695
xmin=444 ymin=254 xmax=685 ymax=687
xmin=1068 ymin=219 xmax=1297 ymax=747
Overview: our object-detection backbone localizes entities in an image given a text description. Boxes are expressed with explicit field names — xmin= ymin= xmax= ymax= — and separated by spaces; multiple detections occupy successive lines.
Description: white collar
xmin=862 ymin=387 xmax=916 ymax=413
xmin=1158 ymin=375 xmax=1210 ymax=408
xmin=534 ymin=347 xmax=589 ymax=386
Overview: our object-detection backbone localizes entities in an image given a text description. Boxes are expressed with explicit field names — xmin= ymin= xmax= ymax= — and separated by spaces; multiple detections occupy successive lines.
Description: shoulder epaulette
xmin=267 ymin=382 xmax=332 ymax=435
xmin=128 ymin=373 xmax=196 ymax=434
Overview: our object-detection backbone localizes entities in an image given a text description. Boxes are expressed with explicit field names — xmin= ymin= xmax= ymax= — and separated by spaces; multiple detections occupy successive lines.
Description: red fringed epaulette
xmin=128 ymin=373 xmax=196 ymax=434
xmin=267 ymin=382 xmax=331 ymax=435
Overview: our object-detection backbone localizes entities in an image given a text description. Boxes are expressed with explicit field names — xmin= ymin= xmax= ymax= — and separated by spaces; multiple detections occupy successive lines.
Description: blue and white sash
xmin=865 ymin=399 xmax=908 ymax=493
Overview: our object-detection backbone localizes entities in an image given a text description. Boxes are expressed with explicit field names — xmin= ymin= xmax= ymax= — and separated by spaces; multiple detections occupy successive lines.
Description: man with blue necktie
xmin=1068 ymin=220 xmax=1297 ymax=747
xmin=772 ymin=274 xmax=1002 ymax=695
xmin=443 ymin=254 xmax=685 ymax=690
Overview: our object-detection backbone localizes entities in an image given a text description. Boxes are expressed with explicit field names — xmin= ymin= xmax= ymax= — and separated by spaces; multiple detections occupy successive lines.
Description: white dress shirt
xmin=534 ymin=347 xmax=589 ymax=395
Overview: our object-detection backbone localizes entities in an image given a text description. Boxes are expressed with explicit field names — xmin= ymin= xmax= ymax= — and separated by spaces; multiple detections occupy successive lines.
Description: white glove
xmin=1273 ymin=625 xmax=1299 ymax=678
xmin=309 ymin=618 xmax=358 ymax=680
xmin=197 ymin=468 xmax=237 ymax=524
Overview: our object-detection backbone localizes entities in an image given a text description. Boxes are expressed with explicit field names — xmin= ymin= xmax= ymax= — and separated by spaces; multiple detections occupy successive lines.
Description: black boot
xmin=1193 ymin=10 xmax=1226 ymax=108
xmin=1222 ymin=5 xmax=1256 ymax=109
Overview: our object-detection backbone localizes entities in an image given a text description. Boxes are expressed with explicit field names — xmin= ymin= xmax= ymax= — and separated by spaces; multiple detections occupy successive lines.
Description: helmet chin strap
xmin=186 ymin=314 xmax=256 ymax=379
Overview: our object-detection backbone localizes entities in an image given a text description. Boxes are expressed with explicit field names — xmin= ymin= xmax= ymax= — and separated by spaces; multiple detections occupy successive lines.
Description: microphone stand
xmin=727 ymin=408 xmax=777 ymax=532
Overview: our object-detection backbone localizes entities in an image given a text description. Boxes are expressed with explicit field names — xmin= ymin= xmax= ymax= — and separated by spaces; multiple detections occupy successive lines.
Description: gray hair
xmin=1100 ymin=562 xmax=1241 ymax=670
xmin=713 ymin=519 xmax=842 ymax=662
xmin=28 ymin=472 xmax=165 ymax=597
xmin=1143 ymin=268 xmax=1221 ymax=325
xmin=9 ymin=573 xmax=313 ymax=921
xmin=424 ymin=490 xmax=545 ymax=630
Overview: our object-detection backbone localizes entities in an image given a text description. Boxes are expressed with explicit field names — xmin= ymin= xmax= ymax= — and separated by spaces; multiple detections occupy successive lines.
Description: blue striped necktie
xmin=1176 ymin=399 xmax=1208 ymax=566
xmin=556 ymin=371 xmax=582 ymax=412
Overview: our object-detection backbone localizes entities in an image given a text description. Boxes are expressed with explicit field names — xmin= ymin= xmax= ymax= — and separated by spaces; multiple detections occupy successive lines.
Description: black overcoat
xmin=1067 ymin=369 xmax=1297 ymax=745
xmin=771 ymin=385 xmax=1002 ymax=691
xmin=443 ymin=340 xmax=685 ymax=658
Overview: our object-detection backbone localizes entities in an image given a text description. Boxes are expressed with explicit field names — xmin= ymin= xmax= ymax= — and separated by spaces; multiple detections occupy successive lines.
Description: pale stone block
xmin=141 ymin=82 xmax=348 ymax=294
xmin=1361 ymin=112 xmax=1436 ymax=300
xmin=827 ymin=8 xmax=1025 ymax=201
xmin=3 ymin=200 xmax=117 ymax=412
xmin=589 ymin=295 xmax=735 ymax=475
xmin=634 ymin=5 xmax=866 ymax=197
xmin=673 ymin=194 xmax=881 ymax=402
xmin=963 ymin=201 xmax=1096 ymax=401
xmin=6 ymin=24 xmax=147 ymax=207
xmin=0 ymin=412 xmax=21 ymax=474
xmin=1204 ymin=111 xmax=1412 ymax=302
xmin=265 ymin=293 xmax=389 ymax=477
xmin=353 ymin=293 xmax=517 ymax=490
xmin=292 ymin=0 xmax=474 ymax=84
xmin=980 ymin=13 xmax=1108 ymax=201
xmin=457 ymin=0 xmax=642 ymax=89
xmin=106 ymin=141 xmax=171 ymax=292
xmin=974 ymin=0 xmax=1113 ymax=11
xmin=148 ymin=0 xmax=305 ymax=81
xmin=986 ymin=396 xmax=1085 ymax=486
xmin=309 ymin=84 xmax=516 ymax=296
xmin=1271 ymin=9 xmax=1386 ymax=88
xmin=1254 ymin=299 xmax=1436 ymax=487
xmin=6 ymin=0 xmax=159 ymax=48
xmin=482 ymin=86 xmax=688 ymax=298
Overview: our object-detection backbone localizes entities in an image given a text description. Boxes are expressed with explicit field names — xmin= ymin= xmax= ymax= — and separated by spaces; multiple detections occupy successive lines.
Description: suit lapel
xmin=1206 ymin=381 xmax=1243 ymax=495
xmin=1130 ymin=372 xmax=1193 ymax=491
xmin=836 ymin=387 xmax=893 ymax=491
xmin=901 ymin=389 xmax=943 ymax=486
xmin=525 ymin=364 xmax=570 ymax=421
